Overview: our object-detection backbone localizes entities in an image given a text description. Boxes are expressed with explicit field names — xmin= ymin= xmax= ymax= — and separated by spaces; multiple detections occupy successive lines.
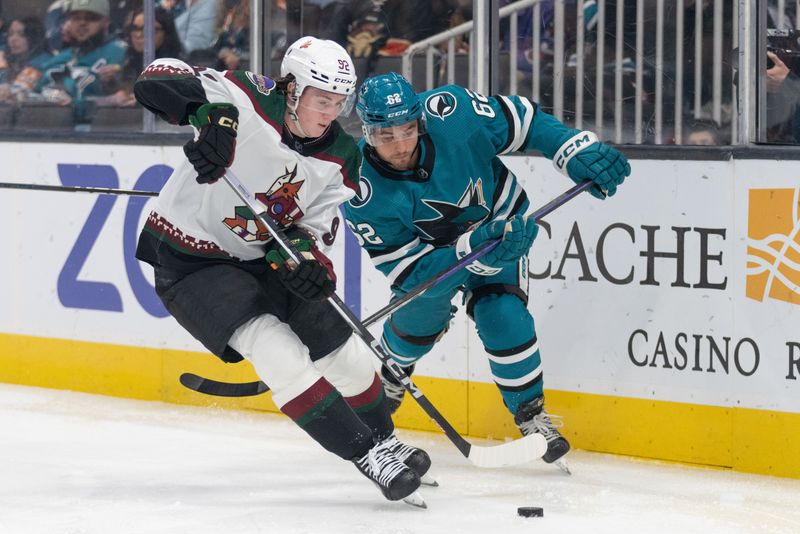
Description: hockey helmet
xmin=281 ymin=36 xmax=358 ymax=117
xmin=356 ymin=72 xmax=427 ymax=146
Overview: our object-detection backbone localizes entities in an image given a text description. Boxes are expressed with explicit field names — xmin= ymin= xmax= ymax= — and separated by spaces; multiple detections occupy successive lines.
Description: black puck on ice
xmin=517 ymin=506 xmax=544 ymax=518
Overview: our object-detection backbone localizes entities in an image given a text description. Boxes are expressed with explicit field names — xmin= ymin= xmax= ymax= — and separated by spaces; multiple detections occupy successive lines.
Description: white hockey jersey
xmin=134 ymin=58 xmax=360 ymax=272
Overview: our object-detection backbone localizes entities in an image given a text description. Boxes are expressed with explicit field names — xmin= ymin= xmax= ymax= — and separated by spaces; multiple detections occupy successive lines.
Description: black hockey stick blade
xmin=180 ymin=373 xmax=269 ymax=397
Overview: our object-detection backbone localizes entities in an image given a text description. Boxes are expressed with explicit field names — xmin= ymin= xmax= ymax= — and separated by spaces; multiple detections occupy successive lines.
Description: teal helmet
xmin=356 ymin=72 xmax=426 ymax=146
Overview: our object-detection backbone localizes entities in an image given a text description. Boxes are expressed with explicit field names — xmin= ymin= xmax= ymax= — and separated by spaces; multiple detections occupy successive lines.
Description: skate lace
xmin=383 ymin=435 xmax=415 ymax=463
xmin=519 ymin=411 xmax=564 ymax=443
xmin=365 ymin=441 xmax=408 ymax=487
xmin=382 ymin=380 xmax=405 ymax=402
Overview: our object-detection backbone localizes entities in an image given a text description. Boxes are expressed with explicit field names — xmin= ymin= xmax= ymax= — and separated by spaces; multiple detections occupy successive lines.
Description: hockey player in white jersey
xmin=133 ymin=37 xmax=429 ymax=505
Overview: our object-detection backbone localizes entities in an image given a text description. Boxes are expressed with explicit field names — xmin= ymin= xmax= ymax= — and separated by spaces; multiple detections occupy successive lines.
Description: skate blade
xmin=554 ymin=458 xmax=572 ymax=475
xmin=403 ymin=491 xmax=427 ymax=509
xmin=420 ymin=473 xmax=439 ymax=487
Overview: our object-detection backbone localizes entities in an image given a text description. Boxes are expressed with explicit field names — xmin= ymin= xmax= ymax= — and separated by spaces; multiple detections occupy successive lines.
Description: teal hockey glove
xmin=553 ymin=131 xmax=631 ymax=199
xmin=457 ymin=215 xmax=539 ymax=276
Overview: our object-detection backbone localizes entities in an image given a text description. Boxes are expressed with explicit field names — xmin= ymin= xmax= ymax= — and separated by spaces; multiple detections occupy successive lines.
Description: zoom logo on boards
xmin=56 ymin=163 xmax=171 ymax=318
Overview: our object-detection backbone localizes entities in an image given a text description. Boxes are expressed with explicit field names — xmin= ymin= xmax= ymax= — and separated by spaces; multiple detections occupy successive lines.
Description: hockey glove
xmin=553 ymin=131 xmax=631 ymax=199
xmin=184 ymin=102 xmax=239 ymax=184
xmin=265 ymin=231 xmax=336 ymax=302
xmin=457 ymin=215 xmax=539 ymax=276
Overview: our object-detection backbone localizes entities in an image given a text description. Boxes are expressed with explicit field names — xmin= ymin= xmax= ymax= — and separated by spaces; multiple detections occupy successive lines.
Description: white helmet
xmin=281 ymin=36 xmax=358 ymax=117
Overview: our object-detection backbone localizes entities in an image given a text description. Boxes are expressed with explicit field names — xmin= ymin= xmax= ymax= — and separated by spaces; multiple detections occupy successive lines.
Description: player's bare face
xmin=372 ymin=122 xmax=420 ymax=171
xmin=294 ymin=87 xmax=348 ymax=138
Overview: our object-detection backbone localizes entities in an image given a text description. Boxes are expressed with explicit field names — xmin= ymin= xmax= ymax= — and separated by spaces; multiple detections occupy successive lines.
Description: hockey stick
xmin=181 ymin=180 xmax=594 ymax=399
xmin=212 ymin=169 xmax=547 ymax=468
xmin=0 ymin=181 xmax=159 ymax=196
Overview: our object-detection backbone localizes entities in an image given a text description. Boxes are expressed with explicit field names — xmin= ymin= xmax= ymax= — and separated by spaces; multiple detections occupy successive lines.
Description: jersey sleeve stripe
xmin=495 ymin=185 xmax=524 ymax=221
xmin=370 ymin=237 xmax=422 ymax=266
xmin=497 ymin=95 xmax=522 ymax=155
xmin=224 ymin=70 xmax=281 ymax=133
xmin=388 ymin=244 xmax=435 ymax=286
xmin=514 ymin=97 xmax=536 ymax=153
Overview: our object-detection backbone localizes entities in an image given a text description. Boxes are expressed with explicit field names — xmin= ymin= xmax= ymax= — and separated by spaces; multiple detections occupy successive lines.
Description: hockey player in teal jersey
xmin=343 ymin=72 xmax=630 ymax=470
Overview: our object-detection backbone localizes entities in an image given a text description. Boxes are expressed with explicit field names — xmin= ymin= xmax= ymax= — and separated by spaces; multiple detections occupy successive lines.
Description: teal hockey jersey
xmin=343 ymin=84 xmax=578 ymax=294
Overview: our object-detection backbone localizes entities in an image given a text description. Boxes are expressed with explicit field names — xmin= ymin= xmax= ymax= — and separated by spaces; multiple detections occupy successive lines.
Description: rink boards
xmin=0 ymin=141 xmax=797 ymax=478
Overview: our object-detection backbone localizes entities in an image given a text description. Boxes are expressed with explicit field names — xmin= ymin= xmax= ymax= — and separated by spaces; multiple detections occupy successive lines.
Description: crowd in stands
xmin=0 ymin=0 xmax=795 ymax=144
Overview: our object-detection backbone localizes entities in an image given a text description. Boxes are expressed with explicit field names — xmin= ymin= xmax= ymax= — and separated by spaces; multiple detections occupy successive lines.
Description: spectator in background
xmin=764 ymin=49 xmax=800 ymax=143
xmin=35 ymin=0 xmax=126 ymax=105
xmin=684 ymin=118 xmax=723 ymax=145
xmin=215 ymin=0 xmax=248 ymax=70
xmin=0 ymin=17 xmax=51 ymax=102
xmin=329 ymin=0 xmax=453 ymax=62
xmin=96 ymin=6 xmax=181 ymax=106
xmin=160 ymin=0 xmax=220 ymax=54
xmin=0 ymin=2 xmax=7 ymax=46
xmin=44 ymin=0 xmax=73 ymax=52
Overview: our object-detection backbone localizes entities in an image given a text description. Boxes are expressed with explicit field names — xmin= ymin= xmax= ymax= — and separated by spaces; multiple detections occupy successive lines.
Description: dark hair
xmin=274 ymin=74 xmax=293 ymax=94
xmin=12 ymin=16 xmax=47 ymax=56
xmin=127 ymin=7 xmax=182 ymax=58
xmin=685 ymin=118 xmax=724 ymax=145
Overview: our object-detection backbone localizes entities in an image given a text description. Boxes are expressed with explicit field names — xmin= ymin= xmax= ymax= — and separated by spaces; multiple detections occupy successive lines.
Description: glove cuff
xmin=189 ymin=102 xmax=239 ymax=130
xmin=455 ymin=231 xmax=474 ymax=260
xmin=455 ymin=230 xmax=503 ymax=276
xmin=552 ymin=130 xmax=598 ymax=177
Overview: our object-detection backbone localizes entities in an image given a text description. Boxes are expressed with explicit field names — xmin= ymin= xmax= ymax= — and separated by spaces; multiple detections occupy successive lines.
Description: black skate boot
xmin=514 ymin=396 xmax=571 ymax=471
xmin=353 ymin=438 xmax=424 ymax=506
xmin=380 ymin=363 xmax=414 ymax=414
xmin=381 ymin=434 xmax=437 ymax=486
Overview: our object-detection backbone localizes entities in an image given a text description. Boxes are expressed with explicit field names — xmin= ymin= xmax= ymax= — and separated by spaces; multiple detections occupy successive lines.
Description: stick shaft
xmin=0 ymin=182 xmax=159 ymax=197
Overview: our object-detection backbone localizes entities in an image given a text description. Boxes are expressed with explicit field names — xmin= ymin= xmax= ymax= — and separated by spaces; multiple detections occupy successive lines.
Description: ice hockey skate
xmin=380 ymin=363 xmax=414 ymax=414
xmin=514 ymin=396 xmax=571 ymax=474
xmin=353 ymin=438 xmax=426 ymax=507
xmin=382 ymin=434 xmax=438 ymax=487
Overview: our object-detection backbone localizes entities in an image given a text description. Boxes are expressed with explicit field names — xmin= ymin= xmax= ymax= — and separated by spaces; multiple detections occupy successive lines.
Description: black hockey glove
xmin=265 ymin=230 xmax=336 ymax=302
xmin=184 ymin=102 xmax=239 ymax=184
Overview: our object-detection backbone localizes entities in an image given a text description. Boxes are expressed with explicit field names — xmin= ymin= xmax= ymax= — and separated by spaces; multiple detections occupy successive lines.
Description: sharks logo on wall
xmin=425 ymin=91 xmax=457 ymax=121
xmin=415 ymin=179 xmax=489 ymax=246
xmin=224 ymin=165 xmax=305 ymax=242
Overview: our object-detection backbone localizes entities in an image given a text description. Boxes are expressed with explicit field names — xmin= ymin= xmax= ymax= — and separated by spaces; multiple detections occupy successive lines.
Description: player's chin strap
xmin=552 ymin=130 xmax=599 ymax=177
xmin=285 ymin=91 xmax=312 ymax=138
xmin=216 ymin=168 xmax=548 ymax=468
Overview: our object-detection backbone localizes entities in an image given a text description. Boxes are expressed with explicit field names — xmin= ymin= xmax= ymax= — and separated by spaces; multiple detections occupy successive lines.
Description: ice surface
xmin=0 ymin=383 xmax=798 ymax=534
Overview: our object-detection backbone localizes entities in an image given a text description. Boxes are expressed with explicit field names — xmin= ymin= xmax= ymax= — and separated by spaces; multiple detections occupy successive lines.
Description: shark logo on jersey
xmin=245 ymin=71 xmax=276 ymax=96
xmin=425 ymin=92 xmax=457 ymax=121
xmin=349 ymin=176 xmax=373 ymax=208
xmin=415 ymin=178 xmax=490 ymax=246
xmin=223 ymin=165 xmax=305 ymax=242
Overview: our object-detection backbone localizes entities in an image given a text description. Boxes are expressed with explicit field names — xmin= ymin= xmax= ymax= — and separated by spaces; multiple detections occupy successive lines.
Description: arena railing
xmin=402 ymin=0 xmax=753 ymax=146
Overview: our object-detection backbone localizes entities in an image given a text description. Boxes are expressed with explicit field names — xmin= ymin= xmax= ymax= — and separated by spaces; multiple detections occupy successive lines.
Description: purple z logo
xmin=56 ymin=163 xmax=171 ymax=317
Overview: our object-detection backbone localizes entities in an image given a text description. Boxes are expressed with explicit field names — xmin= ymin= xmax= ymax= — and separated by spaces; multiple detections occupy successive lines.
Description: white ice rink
xmin=1 ymin=383 xmax=798 ymax=534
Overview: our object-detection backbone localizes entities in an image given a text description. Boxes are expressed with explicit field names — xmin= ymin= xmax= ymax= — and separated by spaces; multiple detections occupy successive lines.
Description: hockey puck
xmin=517 ymin=506 xmax=544 ymax=518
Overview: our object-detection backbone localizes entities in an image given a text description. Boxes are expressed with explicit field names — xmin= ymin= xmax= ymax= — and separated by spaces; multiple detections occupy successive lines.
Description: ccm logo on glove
xmin=553 ymin=131 xmax=599 ymax=173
